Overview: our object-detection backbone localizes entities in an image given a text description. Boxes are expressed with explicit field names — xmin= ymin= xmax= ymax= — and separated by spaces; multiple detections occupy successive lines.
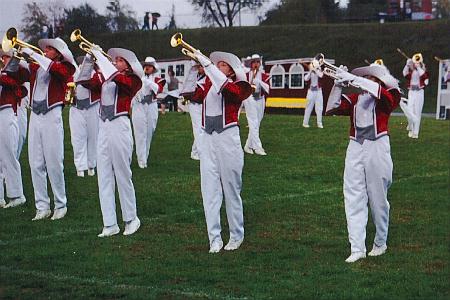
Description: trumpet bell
xmin=412 ymin=53 xmax=423 ymax=64
xmin=1 ymin=28 xmax=17 ymax=52
xmin=170 ymin=33 xmax=182 ymax=48
xmin=374 ymin=59 xmax=384 ymax=66
xmin=70 ymin=29 xmax=81 ymax=42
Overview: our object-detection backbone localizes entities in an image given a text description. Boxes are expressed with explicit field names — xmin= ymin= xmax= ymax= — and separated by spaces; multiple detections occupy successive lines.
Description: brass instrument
xmin=397 ymin=48 xmax=423 ymax=63
xmin=70 ymin=29 xmax=111 ymax=60
xmin=65 ymin=82 xmax=76 ymax=106
xmin=170 ymin=32 xmax=210 ymax=65
xmin=2 ymin=27 xmax=44 ymax=63
xmin=374 ymin=59 xmax=384 ymax=66
xmin=312 ymin=53 xmax=361 ymax=88
xmin=434 ymin=56 xmax=447 ymax=62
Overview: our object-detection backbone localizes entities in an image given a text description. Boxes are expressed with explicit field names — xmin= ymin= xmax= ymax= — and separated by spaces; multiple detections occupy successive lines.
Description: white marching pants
xmin=188 ymin=102 xmax=202 ymax=157
xmin=28 ymin=107 xmax=67 ymax=211
xmin=407 ymin=89 xmax=424 ymax=136
xmin=303 ymin=89 xmax=323 ymax=126
xmin=17 ymin=98 xmax=28 ymax=158
xmin=69 ymin=103 xmax=99 ymax=172
xmin=199 ymin=127 xmax=245 ymax=244
xmin=244 ymin=96 xmax=264 ymax=151
xmin=399 ymin=98 xmax=416 ymax=129
xmin=343 ymin=136 xmax=393 ymax=253
xmin=132 ymin=102 xmax=158 ymax=165
xmin=97 ymin=117 xmax=137 ymax=227
xmin=0 ymin=108 xmax=24 ymax=199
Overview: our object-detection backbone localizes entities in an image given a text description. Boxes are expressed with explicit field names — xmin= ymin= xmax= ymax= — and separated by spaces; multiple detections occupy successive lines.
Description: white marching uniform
xmin=29 ymin=106 xmax=67 ymax=210
xmin=326 ymin=64 xmax=401 ymax=258
xmin=69 ymin=71 xmax=100 ymax=173
xmin=303 ymin=68 xmax=324 ymax=127
xmin=195 ymin=51 xmax=250 ymax=248
xmin=86 ymin=48 xmax=142 ymax=230
xmin=189 ymin=100 xmax=203 ymax=159
xmin=17 ymin=88 xmax=29 ymax=158
xmin=244 ymin=69 xmax=270 ymax=152
xmin=131 ymin=73 xmax=161 ymax=168
xmin=402 ymin=63 xmax=429 ymax=137
xmin=23 ymin=40 xmax=76 ymax=214
xmin=0 ymin=108 xmax=23 ymax=200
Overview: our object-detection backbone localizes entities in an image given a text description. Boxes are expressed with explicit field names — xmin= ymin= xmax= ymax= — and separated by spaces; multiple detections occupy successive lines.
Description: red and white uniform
xmin=244 ymin=69 xmax=270 ymax=152
xmin=402 ymin=63 xmax=429 ymax=137
xmin=70 ymin=63 xmax=104 ymax=173
xmin=131 ymin=73 xmax=165 ymax=167
xmin=88 ymin=48 xmax=142 ymax=228
xmin=0 ymin=61 xmax=28 ymax=201
xmin=24 ymin=53 xmax=75 ymax=213
xmin=303 ymin=68 xmax=324 ymax=127
xmin=197 ymin=52 xmax=251 ymax=248
xmin=326 ymin=68 xmax=401 ymax=256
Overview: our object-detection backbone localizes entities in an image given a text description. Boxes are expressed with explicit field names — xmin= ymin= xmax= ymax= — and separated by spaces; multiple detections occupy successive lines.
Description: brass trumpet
xmin=70 ymin=29 xmax=111 ymax=60
xmin=312 ymin=53 xmax=362 ymax=88
xmin=1 ymin=27 xmax=44 ymax=63
xmin=170 ymin=32 xmax=210 ymax=65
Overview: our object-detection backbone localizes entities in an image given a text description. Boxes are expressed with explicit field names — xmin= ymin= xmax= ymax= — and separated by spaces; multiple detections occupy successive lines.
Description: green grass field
xmin=0 ymin=112 xmax=448 ymax=299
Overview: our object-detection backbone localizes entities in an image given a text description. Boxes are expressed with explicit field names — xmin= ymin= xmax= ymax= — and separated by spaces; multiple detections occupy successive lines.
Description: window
xmin=176 ymin=64 xmax=185 ymax=77
xmin=289 ymin=63 xmax=304 ymax=89
xmin=269 ymin=64 xmax=285 ymax=89
xmin=160 ymin=68 xmax=166 ymax=79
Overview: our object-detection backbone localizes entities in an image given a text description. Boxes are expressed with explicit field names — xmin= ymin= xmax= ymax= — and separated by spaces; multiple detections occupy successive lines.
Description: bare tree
xmin=191 ymin=0 xmax=263 ymax=27
xmin=106 ymin=0 xmax=139 ymax=32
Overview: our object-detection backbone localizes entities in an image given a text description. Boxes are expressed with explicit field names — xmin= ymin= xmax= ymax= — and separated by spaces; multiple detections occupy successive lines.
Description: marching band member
xmin=326 ymin=64 xmax=401 ymax=263
xmin=243 ymin=54 xmax=270 ymax=155
xmin=70 ymin=56 xmax=103 ymax=177
xmin=402 ymin=54 xmax=429 ymax=139
xmin=0 ymin=49 xmax=28 ymax=208
xmin=194 ymin=50 xmax=252 ymax=253
xmin=131 ymin=56 xmax=165 ymax=169
xmin=180 ymin=62 xmax=207 ymax=160
xmin=21 ymin=37 xmax=76 ymax=220
xmin=303 ymin=61 xmax=324 ymax=128
xmin=79 ymin=46 xmax=142 ymax=237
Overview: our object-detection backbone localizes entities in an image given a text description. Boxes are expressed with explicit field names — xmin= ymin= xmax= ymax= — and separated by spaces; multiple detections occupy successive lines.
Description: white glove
xmin=193 ymin=50 xmax=211 ymax=68
xmin=22 ymin=47 xmax=52 ymax=71
xmin=335 ymin=67 xmax=356 ymax=85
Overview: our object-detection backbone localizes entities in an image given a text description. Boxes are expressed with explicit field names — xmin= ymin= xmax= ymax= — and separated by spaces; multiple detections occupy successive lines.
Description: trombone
xmin=170 ymin=32 xmax=210 ymax=65
xmin=1 ymin=27 xmax=44 ymax=63
xmin=396 ymin=48 xmax=423 ymax=64
xmin=70 ymin=29 xmax=111 ymax=60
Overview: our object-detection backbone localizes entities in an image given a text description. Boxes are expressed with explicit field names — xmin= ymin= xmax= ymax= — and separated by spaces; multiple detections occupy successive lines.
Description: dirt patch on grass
xmin=424 ymin=260 xmax=447 ymax=275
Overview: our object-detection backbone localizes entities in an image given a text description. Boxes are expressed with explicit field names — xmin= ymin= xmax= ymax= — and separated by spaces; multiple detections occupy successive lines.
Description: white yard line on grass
xmin=1 ymin=171 xmax=445 ymax=246
xmin=0 ymin=266 xmax=248 ymax=300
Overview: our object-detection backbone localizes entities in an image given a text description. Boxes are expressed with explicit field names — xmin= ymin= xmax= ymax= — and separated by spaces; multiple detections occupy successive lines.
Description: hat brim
xmin=351 ymin=65 xmax=398 ymax=89
xmin=108 ymin=48 xmax=144 ymax=78
xmin=38 ymin=38 xmax=76 ymax=68
xmin=210 ymin=51 xmax=247 ymax=82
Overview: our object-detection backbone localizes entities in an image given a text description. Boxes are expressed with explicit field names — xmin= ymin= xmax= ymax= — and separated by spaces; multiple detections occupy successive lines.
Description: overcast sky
xmin=0 ymin=0 xmax=283 ymax=38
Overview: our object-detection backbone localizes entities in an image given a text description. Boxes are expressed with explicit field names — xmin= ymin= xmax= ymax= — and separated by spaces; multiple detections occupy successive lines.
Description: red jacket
xmin=328 ymin=87 xmax=401 ymax=140
xmin=27 ymin=61 xmax=76 ymax=109
xmin=86 ymin=72 xmax=142 ymax=118
xmin=78 ymin=71 xmax=105 ymax=104
xmin=201 ymin=78 xmax=250 ymax=130
xmin=404 ymin=69 xmax=429 ymax=89
xmin=0 ymin=67 xmax=29 ymax=113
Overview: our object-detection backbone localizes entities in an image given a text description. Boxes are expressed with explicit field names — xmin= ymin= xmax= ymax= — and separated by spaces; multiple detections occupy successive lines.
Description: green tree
xmin=20 ymin=1 xmax=49 ymax=40
xmin=64 ymin=4 xmax=111 ymax=36
xmin=191 ymin=0 xmax=263 ymax=27
xmin=261 ymin=0 xmax=341 ymax=25
xmin=345 ymin=0 xmax=386 ymax=21
xmin=106 ymin=0 xmax=139 ymax=32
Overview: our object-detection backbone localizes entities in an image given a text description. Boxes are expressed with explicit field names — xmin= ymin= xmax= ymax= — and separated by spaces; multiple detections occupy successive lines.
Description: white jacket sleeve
xmin=22 ymin=48 xmax=52 ymax=71
xmin=90 ymin=48 xmax=117 ymax=80
xmin=326 ymin=84 xmax=343 ymax=113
